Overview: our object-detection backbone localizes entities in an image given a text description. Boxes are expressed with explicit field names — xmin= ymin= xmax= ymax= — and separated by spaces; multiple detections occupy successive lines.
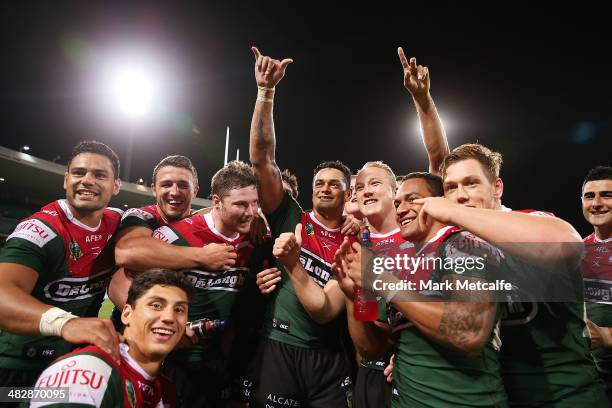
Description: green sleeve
xmin=265 ymin=192 xmax=303 ymax=238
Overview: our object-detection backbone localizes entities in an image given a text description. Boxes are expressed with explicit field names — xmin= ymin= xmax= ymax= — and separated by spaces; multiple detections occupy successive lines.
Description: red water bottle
xmin=354 ymin=225 xmax=379 ymax=321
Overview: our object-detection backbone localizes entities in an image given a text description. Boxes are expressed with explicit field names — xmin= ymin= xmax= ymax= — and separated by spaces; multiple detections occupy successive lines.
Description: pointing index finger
xmin=397 ymin=47 xmax=409 ymax=69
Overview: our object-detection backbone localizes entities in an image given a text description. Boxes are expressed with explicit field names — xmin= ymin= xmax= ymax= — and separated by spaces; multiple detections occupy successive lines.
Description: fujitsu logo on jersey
xmin=152 ymin=226 xmax=179 ymax=244
xmin=15 ymin=221 xmax=51 ymax=239
xmin=36 ymin=359 xmax=105 ymax=389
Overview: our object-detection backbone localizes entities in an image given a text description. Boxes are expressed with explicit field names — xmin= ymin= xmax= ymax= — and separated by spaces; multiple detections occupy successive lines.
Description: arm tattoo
xmin=438 ymin=302 xmax=485 ymax=348
xmin=437 ymin=275 xmax=492 ymax=349
xmin=255 ymin=117 xmax=272 ymax=152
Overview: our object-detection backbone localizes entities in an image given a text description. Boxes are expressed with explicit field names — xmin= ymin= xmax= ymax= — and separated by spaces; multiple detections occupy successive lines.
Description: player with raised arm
xmin=580 ymin=165 xmax=612 ymax=400
xmin=247 ymin=46 xmax=354 ymax=407
xmin=414 ymin=144 xmax=607 ymax=405
xmin=349 ymin=49 xmax=449 ymax=408
xmin=30 ymin=269 xmax=193 ymax=407
xmin=334 ymin=173 xmax=507 ymax=407
xmin=0 ymin=141 xmax=123 ymax=390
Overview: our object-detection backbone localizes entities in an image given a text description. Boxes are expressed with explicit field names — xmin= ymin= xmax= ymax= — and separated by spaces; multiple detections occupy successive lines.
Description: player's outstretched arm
xmin=274 ymin=224 xmax=345 ymax=323
xmin=415 ymin=197 xmax=583 ymax=266
xmin=0 ymin=263 xmax=121 ymax=361
xmin=398 ymin=48 xmax=449 ymax=175
xmin=249 ymin=46 xmax=293 ymax=214
xmin=115 ymin=226 xmax=237 ymax=271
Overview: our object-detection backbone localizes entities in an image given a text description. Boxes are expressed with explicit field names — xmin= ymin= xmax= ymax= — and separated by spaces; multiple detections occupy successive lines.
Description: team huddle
xmin=0 ymin=46 xmax=610 ymax=408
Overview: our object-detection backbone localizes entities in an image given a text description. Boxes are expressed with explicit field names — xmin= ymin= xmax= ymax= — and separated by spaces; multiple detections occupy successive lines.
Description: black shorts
xmin=162 ymin=357 xmax=231 ymax=408
xmin=353 ymin=362 xmax=391 ymax=408
xmin=248 ymin=338 xmax=352 ymax=408
xmin=0 ymin=367 xmax=42 ymax=408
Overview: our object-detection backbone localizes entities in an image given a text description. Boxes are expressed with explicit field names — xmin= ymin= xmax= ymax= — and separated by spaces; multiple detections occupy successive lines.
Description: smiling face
xmin=442 ymin=159 xmax=502 ymax=210
xmin=213 ymin=185 xmax=259 ymax=235
xmin=121 ymin=284 xmax=189 ymax=361
xmin=64 ymin=152 xmax=120 ymax=215
xmin=355 ymin=167 xmax=396 ymax=221
xmin=394 ymin=178 xmax=436 ymax=242
xmin=152 ymin=166 xmax=199 ymax=220
xmin=582 ymin=179 xmax=612 ymax=229
xmin=312 ymin=168 xmax=349 ymax=214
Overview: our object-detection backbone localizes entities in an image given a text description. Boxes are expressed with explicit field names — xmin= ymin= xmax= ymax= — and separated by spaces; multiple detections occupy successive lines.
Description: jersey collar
xmin=309 ymin=211 xmax=341 ymax=232
xmin=204 ymin=212 xmax=239 ymax=242
xmin=58 ymin=199 xmax=101 ymax=232
xmin=119 ymin=343 xmax=155 ymax=381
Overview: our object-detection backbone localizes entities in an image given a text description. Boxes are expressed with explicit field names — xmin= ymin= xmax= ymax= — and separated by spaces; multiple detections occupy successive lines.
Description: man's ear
xmin=63 ymin=172 xmax=68 ymax=191
xmin=113 ymin=179 xmax=121 ymax=196
xmin=493 ymin=178 xmax=504 ymax=200
xmin=121 ymin=303 xmax=133 ymax=327
xmin=212 ymin=194 xmax=221 ymax=209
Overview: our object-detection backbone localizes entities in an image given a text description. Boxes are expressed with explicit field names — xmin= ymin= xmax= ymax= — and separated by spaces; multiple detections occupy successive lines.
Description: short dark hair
xmin=582 ymin=165 xmax=612 ymax=191
xmin=68 ymin=141 xmax=120 ymax=179
xmin=281 ymin=169 xmax=299 ymax=198
xmin=211 ymin=161 xmax=257 ymax=198
xmin=313 ymin=160 xmax=351 ymax=189
xmin=400 ymin=172 xmax=444 ymax=197
xmin=126 ymin=269 xmax=194 ymax=307
xmin=152 ymin=155 xmax=199 ymax=187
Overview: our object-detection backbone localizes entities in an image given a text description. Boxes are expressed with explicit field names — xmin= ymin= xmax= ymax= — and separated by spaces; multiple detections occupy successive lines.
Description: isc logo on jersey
xmin=8 ymin=219 xmax=57 ymax=248
xmin=31 ymin=354 xmax=112 ymax=407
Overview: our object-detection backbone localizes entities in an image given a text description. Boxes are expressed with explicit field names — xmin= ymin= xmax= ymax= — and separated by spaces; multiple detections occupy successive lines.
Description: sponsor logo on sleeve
xmin=7 ymin=219 xmax=57 ymax=248
xmin=32 ymin=354 xmax=112 ymax=407
xmin=122 ymin=208 xmax=154 ymax=222
xmin=152 ymin=226 xmax=179 ymax=244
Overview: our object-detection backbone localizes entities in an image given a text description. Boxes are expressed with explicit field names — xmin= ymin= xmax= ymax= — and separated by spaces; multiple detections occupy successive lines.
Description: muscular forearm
xmin=249 ymin=98 xmax=276 ymax=166
xmin=449 ymin=206 xmax=582 ymax=265
xmin=414 ymin=93 xmax=449 ymax=175
xmin=345 ymin=300 xmax=390 ymax=360
xmin=249 ymin=93 xmax=284 ymax=214
xmin=115 ymin=236 xmax=202 ymax=271
xmin=0 ymin=286 xmax=53 ymax=335
xmin=286 ymin=263 xmax=344 ymax=324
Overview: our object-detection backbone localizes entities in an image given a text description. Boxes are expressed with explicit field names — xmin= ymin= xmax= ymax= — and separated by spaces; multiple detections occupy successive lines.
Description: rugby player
xmin=108 ymin=155 xmax=237 ymax=309
xmin=580 ymin=165 xmax=612 ymax=399
xmin=415 ymin=144 xmax=607 ymax=405
xmin=153 ymin=160 xmax=263 ymax=407
xmin=349 ymin=48 xmax=449 ymax=408
xmin=0 ymin=141 xmax=122 ymax=389
xmin=30 ymin=269 xmax=193 ymax=407
xmin=248 ymin=47 xmax=354 ymax=407
xmin=334 ymin=173 xmax=507 ymax=407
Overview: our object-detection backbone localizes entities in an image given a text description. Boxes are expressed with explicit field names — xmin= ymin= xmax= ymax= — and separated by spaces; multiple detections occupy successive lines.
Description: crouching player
xmin=29 ymin=269 xmax=193 ymax=407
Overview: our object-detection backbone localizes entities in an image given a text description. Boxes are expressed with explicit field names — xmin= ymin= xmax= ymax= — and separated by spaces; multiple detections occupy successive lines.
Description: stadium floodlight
xmin=111 ymin=68 xmax=155 ymax=118
xmin=20 ymin=145 xmax=30 ymax=152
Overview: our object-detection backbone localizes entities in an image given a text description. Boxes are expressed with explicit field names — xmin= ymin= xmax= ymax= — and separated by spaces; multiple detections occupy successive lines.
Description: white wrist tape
xmin=257 ymin=86 xmax=275 ymax=103
xmin=40 ymin=307 xmax=77 ymax=336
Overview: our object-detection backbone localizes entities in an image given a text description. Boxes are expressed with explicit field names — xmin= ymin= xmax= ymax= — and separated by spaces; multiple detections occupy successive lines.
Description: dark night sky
xmin=0 ymin=2 xmax=609 ymax=236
